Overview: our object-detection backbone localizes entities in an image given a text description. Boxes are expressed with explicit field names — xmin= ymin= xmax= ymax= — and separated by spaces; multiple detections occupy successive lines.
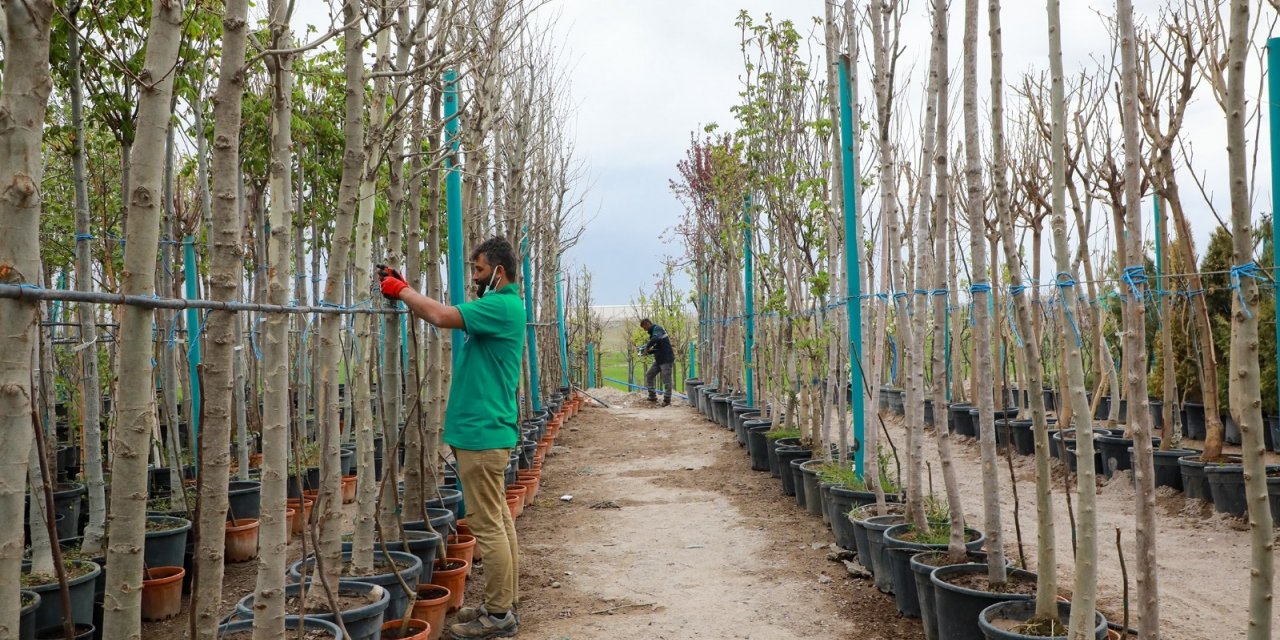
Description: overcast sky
xmin=293 ymin=1 xmax=1276 ymax=306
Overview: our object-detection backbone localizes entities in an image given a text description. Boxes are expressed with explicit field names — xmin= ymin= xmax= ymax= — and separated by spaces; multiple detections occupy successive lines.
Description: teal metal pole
xmin=1269 ymin=38 xmax=1280 ymax=418
xmin=689 ymin=341 xmax=697 ymax=379
xmin=838 ymin=54 xmax=866 ymax=477
xmin=182 ymin=237 xmax=202 ymax=471
xmin=444 ymin=69 xmax=464 ymax=371
xmin=743 ymin=193 xmax=755 ymax=407
xmin=556 ymin=270 xmax=569 ymax=387
xmin=521 ymin=228 xmax=541 ymax=411
xmin=587 ymin=343 xmax=596 ymax=388
xmin=1153 ymin=196 xmax=1164 ymax=314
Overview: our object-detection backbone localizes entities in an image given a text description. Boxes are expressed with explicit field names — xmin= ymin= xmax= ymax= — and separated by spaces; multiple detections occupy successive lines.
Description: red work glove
xmin=376 ymin=264 xmax=409 ymax=300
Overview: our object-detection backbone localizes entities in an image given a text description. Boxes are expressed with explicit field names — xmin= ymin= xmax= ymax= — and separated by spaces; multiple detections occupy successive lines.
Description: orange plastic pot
xmin=455 ymin=518 xmax=472 ymax=537
xmin=301 ymin=488 xmax=320 ymax=503
xmin=249 ymin=453 xmax=263 ymax=468
xmin=446 ymin=533 xmax=476 ymax=569
xmin=411 ymin=583 xmax=451 ymax=640
xmin=224 ymin=518 xmax=260 ymax=563
xmin=140 ymin=566 xmax=185 ymax=621
xmin=505 ymin=483 xmax=528 ymax=508
xmin=341 ymin=474 xmax=357 ymax=504
xmin=505 ymin=494 xmax=522 ymax=519
xmin=432 ymin=558 xmax=470 ymax=612
xmin=381 ymin=618 xmax=431 ymax=640
xmin=286 ymin=498 xmax=313 ymax=534
xmin=284 ymin=507 xmax=298 ymax=535
xmin=515 ymin=476 xmax=539 ymax=504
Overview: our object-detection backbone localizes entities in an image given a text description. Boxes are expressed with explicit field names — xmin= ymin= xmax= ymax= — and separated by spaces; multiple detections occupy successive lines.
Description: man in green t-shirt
xmin=378 ymin=236 xmax=526 ymax=639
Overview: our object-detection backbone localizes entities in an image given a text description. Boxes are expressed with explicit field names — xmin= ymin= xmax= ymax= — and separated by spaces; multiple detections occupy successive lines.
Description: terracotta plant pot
xmin=302 ymin=488 xmax=320 ymax=503
xmin=224 ymin=518 xmax=260 ymax=563
xmin=342 ymin=475 xmax=357 ymax=504
xmin=446 ymin=534 xmax=476 ymax=569
xmin=249 ymin=453 xmax=263 ymax=469
xmin=411 ymin=584 xmax=451 ymax=640
xmin=285 ymin=507 xmax=298 ymax=535
xmin=286 ymin=498 xmax=314 ymax=534
xmin=140 ymin=566 xmax=185 ymax=621
xmin=506 ymin=493 xmax=523 ymax=519
xmin=515 ymin=476 xmax=539 ymax=504
xmin=432 ymin=558 xmax=470 ymax=612
xmin=381 ymin=618 xmax=431 ymax=640
xmin=506 ymin=483 xmax=529 ymax=509
xmin=455 ymin=519 xmax=472 ymax=538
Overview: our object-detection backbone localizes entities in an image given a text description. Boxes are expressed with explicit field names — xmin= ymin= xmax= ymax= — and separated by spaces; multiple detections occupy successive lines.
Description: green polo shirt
xmin=444 ymin=283 xmax=526 ymax=451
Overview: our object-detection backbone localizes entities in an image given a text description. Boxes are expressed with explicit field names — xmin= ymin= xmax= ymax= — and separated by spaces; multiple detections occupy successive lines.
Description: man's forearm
xmin=400 ymin=288 xmax=464 ymax=329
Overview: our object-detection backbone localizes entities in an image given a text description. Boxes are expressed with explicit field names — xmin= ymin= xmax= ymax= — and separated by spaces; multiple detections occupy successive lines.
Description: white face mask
xmin=475 ymin=267 xmax=501 ymax=297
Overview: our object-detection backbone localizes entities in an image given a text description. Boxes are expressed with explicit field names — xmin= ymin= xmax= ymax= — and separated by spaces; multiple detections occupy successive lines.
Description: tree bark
xmin=252 ymin=1 xmax=295 ymax=635
xmin=192 ymin=2 xmax=250 ymax=635
xmin=310 ymin=0 xmax=366 ymax=603
xmin=102 ymin=1 xmax=185 ymax=636
xmin=1223 ymin=1 xmax=1273 ymax=637
xmin=962 ymin=0 xmax=1006 ymax=584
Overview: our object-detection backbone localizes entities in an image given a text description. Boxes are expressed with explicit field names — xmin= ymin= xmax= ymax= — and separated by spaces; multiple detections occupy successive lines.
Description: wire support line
xmin=0 ymin=284 xmax=407 ymax=316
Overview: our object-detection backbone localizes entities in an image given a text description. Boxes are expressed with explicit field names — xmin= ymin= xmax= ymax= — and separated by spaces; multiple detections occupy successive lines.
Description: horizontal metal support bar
xmin=0 ymin=285 xmax=406 ymax=316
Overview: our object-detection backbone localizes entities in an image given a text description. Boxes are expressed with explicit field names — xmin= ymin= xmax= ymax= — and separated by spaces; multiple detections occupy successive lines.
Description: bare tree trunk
xmin=310 ymin=0 xmax=366 ymax=604
xmin=929 ymin=0 xmax=966 ymax=563
xmin=67 ymin=4 xmax=107 ymax=556
xmin=193 ymin=2 xmax=250 ymax=634
xmin=102 ymin=1 xmax=185 ymax=636
xmin=252 ymin=1 xmax=295 ymax=635
xmin=1116 ymin=2 xmax=1160 ymax=634
xmin=1223 ymin=1 xmax=1273 ymax=636
xmin=962 ymin=0 xmax=1006 ymax=585
xmin=1046 ymin=0 xmax=1100 ymax=635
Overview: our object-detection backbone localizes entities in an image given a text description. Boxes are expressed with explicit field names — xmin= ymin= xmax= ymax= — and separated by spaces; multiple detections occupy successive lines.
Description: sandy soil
xmin=880 ymin=414 xmax=1280 ymax=639
xmin=505 ymin=392 xmax=922 ymax=639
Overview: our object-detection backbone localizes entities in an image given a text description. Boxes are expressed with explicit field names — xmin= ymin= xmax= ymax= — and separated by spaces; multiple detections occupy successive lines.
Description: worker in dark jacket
xmin=639 ymin=318 xmax=675 ymax=406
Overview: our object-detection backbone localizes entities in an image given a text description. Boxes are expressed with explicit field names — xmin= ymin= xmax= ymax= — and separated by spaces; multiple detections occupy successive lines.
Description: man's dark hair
xmin=471 ymin=236 xmax=518 ymax=278
xmin=639 ymin=318 xmax=652 ymax=326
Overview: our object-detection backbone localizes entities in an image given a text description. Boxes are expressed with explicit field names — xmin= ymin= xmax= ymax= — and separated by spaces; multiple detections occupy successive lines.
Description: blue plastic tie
xmin=75 ymin=233 xmax=95 ymax=242
xmin=1121 ymin=265 xmax=1147 ymax=301
xmin=1054 ymin=272 xmax=1083 ymax=346
xmin=1230 ymin=262 xmax=1268 ymax=318
xmin=931 ymin=288 xmax=948 ymax=297
xmin=969 ymin=282 xmax=992 ymax=295
xmin=914 ymin=289 xmax=929 ymax=296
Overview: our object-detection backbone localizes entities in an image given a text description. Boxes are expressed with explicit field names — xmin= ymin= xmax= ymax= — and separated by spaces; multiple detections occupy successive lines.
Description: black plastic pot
xmin=924 ymin=400 xmax=936 ymax=426
xmin=827 ymin=486 xmax=868 ymax=549
xmin=405 ymin=506 xmax=457 ymax=539
xmin=745 ymin=422 xmax=772 ymax=472
xmin=882 ymin=525 xmax=987 ymax=619
xmin=730 ymin=403 xmax=755 ymax=434
xmin=424 ymin=487 xmax=464 ymax=521
xmin=1008 ymin=420 xmax=1045 ymax=457
xmin=685 ymin=379 xmax=704 ymax=407
xmin=1093 ymin=395 xmax=1112 ymax=421
xmin=144 ymin=515 xmax=191 ymax=569
xmin=696 ymin=386 xmax=716 ymax=417
xmin=1266 ymin=415 xmax=1280 ymax=453
xmin=1096 ymin=435 xmax=1138 ymax=479
xmin=24 ymin=559 xmax=100 ymax=630
xmin=217 ymin=616 xmax=343 ymax=638
xmin=19 ymin=590 xmax=38 ymax=640
xmin=288 ymin=550 xmax=422 ymax=621
xmin=978 ymin=600 xmax=1107 ymax=640
xmin=236 ymin=579 xmax=390 ymax=640
xmin=931 ymin=563 xmax=1037 ymax=640
xmin=791 ymin=457 xmax=809 ymax=508
xmin=1178 ymin=455 xmax=1238 ymax=502
xmin=1147 ymin=448 xmax=1198 ymax=491
xmin=1183 ymin=402 xmax=1207 ymax=440
xmin=764 ymin=437 xmax=782 ymax=477
xmin=1042 ymin=388 xmax=1057 ymax=412
xmin=777 ymin=448 xmax=810 ymax=497
xmin=863 ymin=514 xmax=906 ymax=593
xmin=342 ymin=529 xmax=440 ymax=585
xmin=34 ymin=623 xmax=94 ymax=640
xmin=950 ymin=404 xmax=975 ymax=437
xmin=711 ymin=395 xmax=734 ymax=427
xmin=799 ymin=460 xmax=825 ymax=516
xmin=1205 ymin=463 xmax=1248 ymax=516
xmin=339 ymin=448 xmax=356 ymax=476
xmin=911 ymin=551 xmax=1010 ymax=640
xmin=53 ymin=482 xmax=86 ymax=540
xmin=1268 ymin=473 xmax=1280 ymax=523
xmin=227 ymin=480 xmax=261 ymax=521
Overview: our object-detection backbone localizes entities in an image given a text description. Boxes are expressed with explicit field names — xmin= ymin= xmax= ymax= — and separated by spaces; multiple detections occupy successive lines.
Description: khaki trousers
xmin=454 ymin=447 xmax=519 ymax=613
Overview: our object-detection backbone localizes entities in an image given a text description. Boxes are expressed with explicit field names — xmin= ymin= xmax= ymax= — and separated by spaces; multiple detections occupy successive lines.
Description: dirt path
xmin=880 ymin=415 xmax=1280 ymax=639
xmin=510 ymin=393 xmax=921 ymax=639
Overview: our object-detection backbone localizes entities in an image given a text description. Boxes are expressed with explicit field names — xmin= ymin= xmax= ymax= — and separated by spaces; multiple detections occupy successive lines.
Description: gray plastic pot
xmin=342 ymin=529 xmax=441 ymax=584
xmin=24 ymin=559 xmax=100 ymax=630
xmin=235 ymin=579 xmax=389 ymax=640
xmin=911 ymin=551 xmax=1011 ymax=640
xmin=863 ymin=514 xmax=906 ymax=593
xmin=790 ymin=457 xmax=809 ymax=508
xmin=227 ymin=480 xmax=262 ymax=521
xmin=288 ymin=550 xmax=422 ymax=621
xmin=882 ymin=524 xmax=986 ymax=618
xmin=144 ymin=515 xmax=192 ymax=570
xmin=931 ymin=563 xmax=1037 ymax=640
xmin=217 ymin=616 xmax=343 ymax=638
xmin=424 ymin=487 xmax=464 ymax=522
xmin=19 ymin=590 xmax=38 ymax=640
xmin=52 ymin=482 xmax=85 ymax=540
xmin=978 ymin=600 xmax=1106 ymax=640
